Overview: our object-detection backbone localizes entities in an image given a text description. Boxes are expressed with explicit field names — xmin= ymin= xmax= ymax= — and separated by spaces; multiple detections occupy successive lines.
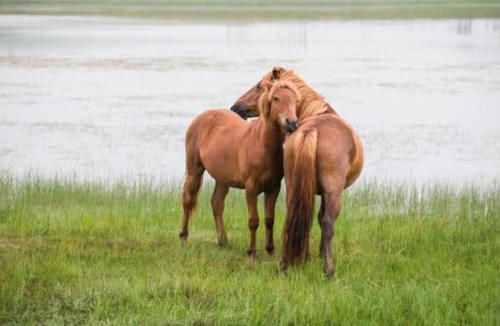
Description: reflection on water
xmin=1 ymin=15 xmax=499 ymax=184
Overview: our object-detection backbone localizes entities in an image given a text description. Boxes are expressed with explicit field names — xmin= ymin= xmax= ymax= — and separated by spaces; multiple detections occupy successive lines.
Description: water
xmin=1 ymin=15 xmax=499 ymax=184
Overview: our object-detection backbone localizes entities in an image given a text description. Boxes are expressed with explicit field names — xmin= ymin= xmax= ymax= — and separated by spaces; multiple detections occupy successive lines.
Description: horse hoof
xmin=279 ymin=260 xmax=288 ymax=273
xmin=265 ymin=245 xmax=275 ymax=256
xmin=325 ymin=269 xmax=335 ymax=279
xmin=179 ymin=231 xmax=188 ymax=243
xmin=217 ymin=238 xmax=228 ymax=247
xmin=319 ymin=247 xmax=325 ymax=258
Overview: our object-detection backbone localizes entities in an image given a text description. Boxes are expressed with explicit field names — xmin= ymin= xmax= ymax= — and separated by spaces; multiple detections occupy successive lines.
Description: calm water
xmin=1 ymin=15 xmax=499 ymax=184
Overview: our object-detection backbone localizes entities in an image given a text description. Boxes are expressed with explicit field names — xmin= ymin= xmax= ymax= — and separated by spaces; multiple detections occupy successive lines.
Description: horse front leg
xmin=264 ymin=187 xmax=280 ymax=256
xmin=245 ymin=185 xmax=260 ymax=261
xmin=211 ymin=182 xmax=229 ymax=246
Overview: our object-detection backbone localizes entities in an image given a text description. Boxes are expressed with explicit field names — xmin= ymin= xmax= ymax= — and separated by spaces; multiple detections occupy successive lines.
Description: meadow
xmin=0 ymin=174 xmax=498 ymax=325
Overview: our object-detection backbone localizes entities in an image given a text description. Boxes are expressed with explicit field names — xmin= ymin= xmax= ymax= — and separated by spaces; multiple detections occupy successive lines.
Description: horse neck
xmin=255 ymin=118 xmax=284 ymax=152
xmin=282 ymin=74 xmax=326 ymax=119
xmin=298 ymin=93 xmax=338 ymax=120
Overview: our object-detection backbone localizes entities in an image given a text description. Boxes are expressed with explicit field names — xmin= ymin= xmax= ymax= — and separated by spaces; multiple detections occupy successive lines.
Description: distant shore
xmin=1 ymin=1 xmax=500 ymax=20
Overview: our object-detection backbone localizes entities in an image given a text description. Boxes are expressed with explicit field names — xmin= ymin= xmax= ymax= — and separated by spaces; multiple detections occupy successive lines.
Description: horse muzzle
xmin=286 ymin=120 xmax=299 ymax=133
xmin=230 ymin=103 xmax=249 ymax=120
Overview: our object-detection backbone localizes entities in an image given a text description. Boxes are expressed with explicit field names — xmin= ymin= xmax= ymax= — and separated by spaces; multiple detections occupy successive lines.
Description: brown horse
xmin=180 ymin=81 xmax=301 ymax=260
xmin=231 ymin=67 xmax=364 ymax=277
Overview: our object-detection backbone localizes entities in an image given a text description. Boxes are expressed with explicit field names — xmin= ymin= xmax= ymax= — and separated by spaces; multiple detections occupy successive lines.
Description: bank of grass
xmin=0 ymin=174 xmax=499 ymax=325
xmin=1 ymin=0 xmax=500 ymax=20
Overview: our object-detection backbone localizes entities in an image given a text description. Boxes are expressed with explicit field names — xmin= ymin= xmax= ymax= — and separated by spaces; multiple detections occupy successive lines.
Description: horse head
xmin=258 ymin=80 xmax=300 ymax=133
xmin=231 ymin=66 xmax=287 ymax=119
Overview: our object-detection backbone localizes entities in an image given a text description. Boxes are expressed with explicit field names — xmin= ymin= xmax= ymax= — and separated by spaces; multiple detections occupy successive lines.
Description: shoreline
xmin=2 ymin=3 xmax=500 ymax=21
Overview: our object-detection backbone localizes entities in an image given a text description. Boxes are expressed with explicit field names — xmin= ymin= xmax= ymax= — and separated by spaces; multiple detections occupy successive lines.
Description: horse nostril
xmin=231 ymin=104 xmax=248 ymax=120
xmin=230 ymin=104 xmax=240 ymax=113
xmin=286 ymin=120 xmax=299 ymax=133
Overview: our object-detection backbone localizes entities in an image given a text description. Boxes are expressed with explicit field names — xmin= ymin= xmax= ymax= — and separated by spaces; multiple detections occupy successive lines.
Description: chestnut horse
xmin=231 ymin=67 xmax=364 ymax=277
xmin=180 ymin=81 xmax=300 ymax=260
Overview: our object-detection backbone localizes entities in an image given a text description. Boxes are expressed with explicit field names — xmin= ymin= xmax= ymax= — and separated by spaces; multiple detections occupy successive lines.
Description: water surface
xmin=1 ymin=15 xmax=499 ymax=184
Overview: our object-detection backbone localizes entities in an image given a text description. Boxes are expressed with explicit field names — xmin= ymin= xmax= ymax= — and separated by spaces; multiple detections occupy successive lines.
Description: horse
xmin=180 ymin=81 xmax=301 ymax=260
xmin=231 ymin=67 xmax=338 ymax=120
xmin=230 ymin=67 xmax=364 ymax=277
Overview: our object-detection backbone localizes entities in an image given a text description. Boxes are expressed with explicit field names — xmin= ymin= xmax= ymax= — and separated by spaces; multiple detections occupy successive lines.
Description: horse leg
xmin=264 ymin=187 xmax=280 ymax=255
xmin=317 ymin=197 xmax=326 ymax=257
xmin=211 ymin=182 xmax=229 ymax=247
xmin=320 ymin=191 xmax=342 ymax=278
xmin=179 ymin=166 xmax=204 ymax=243
xmin=305 ymin=231 xmax=311 ymax=261
xmin=245 ymin=185 xmax=260 ymax=260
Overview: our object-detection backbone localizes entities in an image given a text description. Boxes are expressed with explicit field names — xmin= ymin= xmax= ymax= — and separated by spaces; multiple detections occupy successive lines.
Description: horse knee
xmin=183 ymin=175 xmax=201 ymax=202
xmin=210 ymin=195 xmax=218 ymax=210
xmin=248 ymin=218 xmax=259 ymax=231
xmin=183 ymin=191 xmax=195 ymax=211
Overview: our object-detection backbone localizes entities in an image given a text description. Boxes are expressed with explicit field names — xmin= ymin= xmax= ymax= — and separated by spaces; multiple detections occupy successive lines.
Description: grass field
xmin=0 ymin=174 xmax=499 ymax=325
xmin=1 ymin=0 xmax=500 ymax=20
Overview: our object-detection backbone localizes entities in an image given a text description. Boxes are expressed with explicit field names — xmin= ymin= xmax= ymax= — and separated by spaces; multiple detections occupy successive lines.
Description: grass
xmin=0 ymin=174 xmax=499 ymax=325
xmin=1 ymin=0 xmax=500 ymax=20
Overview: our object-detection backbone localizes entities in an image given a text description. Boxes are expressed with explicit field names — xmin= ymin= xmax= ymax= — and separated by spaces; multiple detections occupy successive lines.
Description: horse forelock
xmin=267 ymin=80 xmax=302 ymax=103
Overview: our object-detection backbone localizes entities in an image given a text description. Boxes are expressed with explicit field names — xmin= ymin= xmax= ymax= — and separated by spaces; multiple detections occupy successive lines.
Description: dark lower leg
xmin=318 ymin=197 xmax=326 ymax=257
xmin=211 ymin=183 xmax=229 ymax=246
xmin=264 ymin=190 xmax=279 ymax=255
xmin=305 ymin=234 xmax=311 ymax=261
xmin=321 ymin=193 xmax=341 ymax=278
xmin=180 ymin=173 xmax=202 ymax=241
xmin=245 ymin=190 xmax=259 ymax=259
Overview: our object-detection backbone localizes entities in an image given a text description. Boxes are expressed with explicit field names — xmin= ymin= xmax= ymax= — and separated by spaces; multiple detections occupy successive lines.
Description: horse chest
xmin=243 ymin=144 xmax=283 ymax=191
xmin=254 ymin=162 xmax=282 ymax=190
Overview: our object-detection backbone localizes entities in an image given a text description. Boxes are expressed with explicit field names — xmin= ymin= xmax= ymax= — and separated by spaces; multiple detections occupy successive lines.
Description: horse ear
xmin=271 ymin=66 xmax=285 ymax=80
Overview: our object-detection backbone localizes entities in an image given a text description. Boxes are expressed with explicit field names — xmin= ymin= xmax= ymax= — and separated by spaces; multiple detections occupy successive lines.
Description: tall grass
xmin=0 ymin=174 xmax=499 ymax=325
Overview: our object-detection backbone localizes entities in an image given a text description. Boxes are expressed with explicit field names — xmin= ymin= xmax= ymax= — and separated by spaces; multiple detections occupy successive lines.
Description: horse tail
xmin=283 ymin=128 xmax=318 ymax=264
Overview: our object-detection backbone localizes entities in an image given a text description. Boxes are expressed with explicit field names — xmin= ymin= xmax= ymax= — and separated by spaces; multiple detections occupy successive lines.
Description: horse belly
xmin=200 ymin=146 xmax=244 ymax=188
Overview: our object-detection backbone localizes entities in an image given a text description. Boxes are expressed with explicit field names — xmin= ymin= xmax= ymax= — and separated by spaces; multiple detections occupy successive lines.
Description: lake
xmin=1 ymin=15 xmax=499 ymax=184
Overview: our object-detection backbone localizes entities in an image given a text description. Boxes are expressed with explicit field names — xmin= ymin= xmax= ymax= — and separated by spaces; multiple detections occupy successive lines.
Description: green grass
xmin=1 ymin=0 xmax=500 ymax=20
xmin=0 ymin=174 xmax=499 ymax=325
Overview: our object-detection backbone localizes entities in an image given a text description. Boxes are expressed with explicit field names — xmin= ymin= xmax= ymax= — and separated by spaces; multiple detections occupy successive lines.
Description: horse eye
xmin=256 ymin=83 xmax=261 ymax=90
xmin=273 ymin=96 xmax=279 ymax=101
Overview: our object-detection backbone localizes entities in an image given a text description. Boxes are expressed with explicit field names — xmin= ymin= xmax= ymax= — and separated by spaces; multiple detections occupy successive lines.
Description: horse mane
xmin=265 ymin=68 xmax=335 ymax=120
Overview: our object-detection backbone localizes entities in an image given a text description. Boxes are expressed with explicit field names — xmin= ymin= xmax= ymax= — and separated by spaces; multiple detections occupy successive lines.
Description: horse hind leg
xmin=179 ymin=164 xmax=204 ymax=243
xmin=317 ymin=196 xmax=326 ymax=258
xmin=211 ymin=182 xmax=229 ymax=246
xmin=320 ymin=191 xmax=342 ymax=278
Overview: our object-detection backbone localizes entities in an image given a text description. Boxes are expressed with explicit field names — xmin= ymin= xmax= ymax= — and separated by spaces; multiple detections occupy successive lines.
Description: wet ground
xmin=1 ymin=15 xmax=499 ymax=184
